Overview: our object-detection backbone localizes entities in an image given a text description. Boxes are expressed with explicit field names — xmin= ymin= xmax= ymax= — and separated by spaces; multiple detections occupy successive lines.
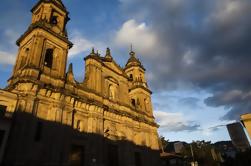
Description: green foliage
xmin=160 ymin=136 xmax=169 ymax=151
xmin=181 ymin=141 xmax=221 ymax=166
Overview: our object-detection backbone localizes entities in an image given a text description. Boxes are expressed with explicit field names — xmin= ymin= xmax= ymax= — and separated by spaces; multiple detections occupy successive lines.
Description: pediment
xmin=103 ymin=60 xmax=124 ymax=75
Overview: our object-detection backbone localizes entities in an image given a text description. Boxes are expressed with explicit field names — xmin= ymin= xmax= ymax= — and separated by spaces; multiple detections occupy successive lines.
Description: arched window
xmin=44 ymin=48 xmax=53 ymax=68
xmin=131 ymin=99 xmax=136 ymax=107
xmin=130 ymin=74 xmax=133 ymax=80
xmin=50 ymin=16 xmax=58 ymax=25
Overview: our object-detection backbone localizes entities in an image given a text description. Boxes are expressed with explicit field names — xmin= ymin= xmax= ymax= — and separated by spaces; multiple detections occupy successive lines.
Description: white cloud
xmin=0 ymin=29 xmax=19 ymax=65
xmin=4 ymin=29 xmax=19 ymax=45
xmin=0 ymin=51 xmax=16 ymax=65
xmin=68 ymin=31 xmax=95 ymax=58
xmin=114 ymin=19 xmax=159 ymax=56
xmin=68 ymin=31 xmax=107 ymax=58
xmin=154 ymin=110 xmax=200 ymax=132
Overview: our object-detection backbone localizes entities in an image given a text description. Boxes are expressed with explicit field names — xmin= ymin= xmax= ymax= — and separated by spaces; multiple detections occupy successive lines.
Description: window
xmin=131 ymin=99 xmax=136 ymax=107
xmin=130 ymin=74 xmax=133 ymax=80
xmin=44 ymin=49 xmax=53 ymax=68
xmin=0 ymin=105 xmax=7 ymax=118
xmin=50 ymin=15 xmax=58 ymax=25
xmin=34 ymin=121 xmax=43 ymax=142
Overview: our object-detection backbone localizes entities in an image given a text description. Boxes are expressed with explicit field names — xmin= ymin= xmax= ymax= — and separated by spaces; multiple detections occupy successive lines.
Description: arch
xmin=131 ymin=99 xmax=136 ymax=107
xmin=50 ymin=15 xmax=58 ymax=25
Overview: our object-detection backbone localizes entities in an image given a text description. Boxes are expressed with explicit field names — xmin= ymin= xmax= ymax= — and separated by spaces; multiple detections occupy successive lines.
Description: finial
xmin=129 ymin=44 xmax=135 ymax=57
xmin=89 ymin=47 xmax=96 ymax=56
xmin=96 ymin=50 xmax=100 ymax=56
xmin=67 ymin=63 xmax=73 ymax=73
xmin=106 ymin=47 xmax=112 ymax=57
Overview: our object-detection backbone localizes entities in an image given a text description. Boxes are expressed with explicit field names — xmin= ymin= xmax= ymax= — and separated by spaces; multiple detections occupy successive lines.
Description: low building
xmin=227 ymin=122 xmax=250 ymax=151
xmin=174 ymin=142 xmax=184 ymax=154
xmin=160 ymin=152 xmax=184 ymax=166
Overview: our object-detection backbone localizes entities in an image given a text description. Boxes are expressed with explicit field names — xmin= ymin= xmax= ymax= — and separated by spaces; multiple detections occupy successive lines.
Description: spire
xmin=66 ymin=63 xmax=75 ymax=84
xmin=67 ymin=63 xmax=73 ymax=74
xmin=129 ymin=44 xmax=135 ymax=57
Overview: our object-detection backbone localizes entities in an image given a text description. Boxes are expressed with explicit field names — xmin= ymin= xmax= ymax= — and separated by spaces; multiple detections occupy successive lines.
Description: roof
xmin=160 ymin=152 xmax=183 ymax=159
xmin=125 ymin=51 xmax=145 ymax=71
xmin=16 ymin=21 xmax=73 ymax=48
xmin=31 ymin=0 xmax=68 ymax=13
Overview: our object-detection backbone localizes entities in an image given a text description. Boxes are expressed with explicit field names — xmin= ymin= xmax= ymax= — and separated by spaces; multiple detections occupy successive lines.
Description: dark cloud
xmin=121 ymin=0 xmax=251 ymax=120
xmin=159 ymin=121 xmax=200 ymax=132
xmin=208 ymin=124 xmax=228 ymax=132
xmin=154 ymin=111 xmax=200 ymax=132
xmin=179 ymin=97 xmax=201 ymax=109
xmin=205 ymin=90 xmax=251 ymax=120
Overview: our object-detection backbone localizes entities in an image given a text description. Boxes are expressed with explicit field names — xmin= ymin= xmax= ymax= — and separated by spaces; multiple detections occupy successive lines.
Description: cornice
xmin=16 ymin=21 xmax=73 ymax=48
xmin=130 ymin=85 xmax=152 ymax=94
xmin=9 ymin=77 xmax=157 ymax=127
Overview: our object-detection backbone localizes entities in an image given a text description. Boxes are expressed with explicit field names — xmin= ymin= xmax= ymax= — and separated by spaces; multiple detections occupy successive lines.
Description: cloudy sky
xmin=0 ymin=0 xmax=251 ymax=143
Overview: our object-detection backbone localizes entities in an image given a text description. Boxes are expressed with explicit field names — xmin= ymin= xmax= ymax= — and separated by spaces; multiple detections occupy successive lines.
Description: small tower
xmin=84 ymin=48 xmax=102 ymax=93
xmin=124 ymin=49 xmax=153 ymax=116
xmin=8 ymin=0 xmax=72 ymax=89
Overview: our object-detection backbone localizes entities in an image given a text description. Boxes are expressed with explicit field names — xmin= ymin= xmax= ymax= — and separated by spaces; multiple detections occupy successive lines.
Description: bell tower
xmin=124 ymin=50 xmax=154 ymax=116
xmin=8 ymin=0 xmax=72 ymax=89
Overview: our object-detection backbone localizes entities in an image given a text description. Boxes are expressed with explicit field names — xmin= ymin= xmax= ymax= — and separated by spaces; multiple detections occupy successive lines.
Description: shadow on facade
xmin=1 ymin=112 xmax=160 ymax=166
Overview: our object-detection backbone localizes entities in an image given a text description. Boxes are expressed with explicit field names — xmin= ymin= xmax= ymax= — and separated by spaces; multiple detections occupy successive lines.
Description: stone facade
xmin=0 ymin=0 xmax=160 ymax=165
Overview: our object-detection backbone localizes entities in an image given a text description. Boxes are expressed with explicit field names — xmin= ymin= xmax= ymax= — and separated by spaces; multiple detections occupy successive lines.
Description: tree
xmin=181 ymin=141 xmax=221 ymax=166
xmin=159 ymin=136 xmax=169 ymax=152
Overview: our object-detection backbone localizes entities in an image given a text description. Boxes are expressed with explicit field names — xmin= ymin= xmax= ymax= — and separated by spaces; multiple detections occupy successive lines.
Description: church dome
xmin=125 ymin=51 xmax=145 ymax=70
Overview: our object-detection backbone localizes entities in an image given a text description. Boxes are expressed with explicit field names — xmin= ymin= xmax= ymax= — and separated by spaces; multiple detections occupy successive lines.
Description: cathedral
xmin=0 ymin=0 xmax=160 ymax=165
